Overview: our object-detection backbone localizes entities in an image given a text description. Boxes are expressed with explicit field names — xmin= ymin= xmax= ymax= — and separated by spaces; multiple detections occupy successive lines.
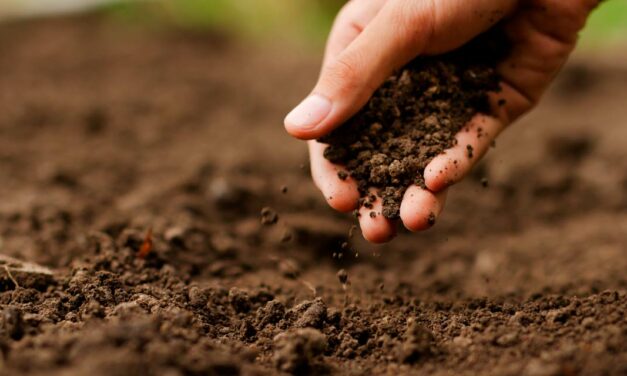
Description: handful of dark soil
xmin=319 ymin=32 xmax=508 ymax=219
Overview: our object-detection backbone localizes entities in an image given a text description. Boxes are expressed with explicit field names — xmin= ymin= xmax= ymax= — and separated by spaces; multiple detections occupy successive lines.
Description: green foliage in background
xmin=100 ymin=0 xmax=342 ymax=46
xmin=581 ymin=0 xmax=627 ymax=47
xmin=99 ymin=0 xmax=626 ymax=48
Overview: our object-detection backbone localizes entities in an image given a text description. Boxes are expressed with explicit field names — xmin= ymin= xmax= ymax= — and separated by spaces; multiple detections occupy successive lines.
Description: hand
xmin=284 ymin=0 xmax=599 ymax=243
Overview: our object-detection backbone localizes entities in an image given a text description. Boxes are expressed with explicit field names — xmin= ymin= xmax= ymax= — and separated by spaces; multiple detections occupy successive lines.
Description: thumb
xmin=284 ymin=0 xmax=517 ymax=140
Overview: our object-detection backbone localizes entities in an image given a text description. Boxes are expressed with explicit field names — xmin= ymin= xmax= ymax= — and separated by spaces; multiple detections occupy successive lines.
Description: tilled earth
xmin=0 ymin=15 xmax=625 ymax=376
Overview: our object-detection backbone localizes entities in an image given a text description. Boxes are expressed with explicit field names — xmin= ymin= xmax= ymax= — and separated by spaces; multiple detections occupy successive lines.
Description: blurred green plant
xmin=580 ymin=0 xmax=627 ymax=47
xmin=98 ymin=0 xmax=626 ymax=48
xmin=100 ymin=0 xmax=342 ymax=46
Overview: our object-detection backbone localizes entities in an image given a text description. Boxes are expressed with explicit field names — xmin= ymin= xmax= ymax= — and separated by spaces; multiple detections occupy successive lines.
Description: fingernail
xmin=285 ymin=94 xmax=332 ymax=131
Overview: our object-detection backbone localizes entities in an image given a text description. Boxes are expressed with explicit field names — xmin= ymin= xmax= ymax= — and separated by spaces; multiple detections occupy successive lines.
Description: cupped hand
xmin=285 ymin=0 xmax=599 ymax=243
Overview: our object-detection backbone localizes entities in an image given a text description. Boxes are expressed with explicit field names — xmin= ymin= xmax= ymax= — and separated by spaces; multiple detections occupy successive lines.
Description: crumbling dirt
xmin=320 ymin=33 xmax=504 ymax=219
xmin=0 ymin=15 xmax=625 ymax=376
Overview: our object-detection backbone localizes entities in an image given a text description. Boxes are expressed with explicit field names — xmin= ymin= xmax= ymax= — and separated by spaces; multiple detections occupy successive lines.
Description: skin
xmin=285 ymin=0 xmax=601 ymax=243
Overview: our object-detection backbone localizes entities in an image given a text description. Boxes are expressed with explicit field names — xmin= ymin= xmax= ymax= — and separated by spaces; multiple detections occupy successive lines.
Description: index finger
xmin=323 ymin=0 xmax=386 ymax=66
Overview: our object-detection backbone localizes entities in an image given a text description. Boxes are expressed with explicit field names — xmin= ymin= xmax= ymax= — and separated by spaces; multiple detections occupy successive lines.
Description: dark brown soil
xmin=319 ymin=33 xmax=504 ymax=219
xmin=0 ymin=15 xmax=626 ymax=376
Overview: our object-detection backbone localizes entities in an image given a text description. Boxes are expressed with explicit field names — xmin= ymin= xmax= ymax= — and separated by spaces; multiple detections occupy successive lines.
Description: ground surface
xmin=0 ymin=16 xmax=625 ymax=376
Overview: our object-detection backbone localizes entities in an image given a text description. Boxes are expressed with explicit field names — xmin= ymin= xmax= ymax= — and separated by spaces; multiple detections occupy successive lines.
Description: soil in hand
xmin=319 ymin=32 xmax=505 ymax=219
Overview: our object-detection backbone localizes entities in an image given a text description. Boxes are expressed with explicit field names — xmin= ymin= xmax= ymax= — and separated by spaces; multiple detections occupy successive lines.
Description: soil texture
xmin=319 ymin=33 xmax=504 ymax=219
xmin=0 ymin=15 xmax=625 ymax=376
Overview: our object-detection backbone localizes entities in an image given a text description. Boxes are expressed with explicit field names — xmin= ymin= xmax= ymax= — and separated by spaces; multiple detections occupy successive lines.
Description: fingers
xmin=284 ymin=0 xmax=517 ymax=140
xmin=400 ymin=186 xmax=448 ymax=232
xmin=358 ymin=191 xmax=397 ymax=243
xmin=308 ymin=141 xmax=360 ymax=213
xmin=358 ymin=185 xmax=446 ymax=242
xmin=310 ymin=137 xmax=396 ymax=242
xmin=424 ymin=114 xmax=504 ymax=192
xmin=496 ymin=0 xmax=599 ymax=121
xmin=309 ymin=140 xmax=395 ymax=244
xmin=285 ymin=0 xmax=434 ymax=140
xmin=421 ymin=1 xmax=599 ymax=191
xmin=323 ymin=0 xmax=387 ymax=66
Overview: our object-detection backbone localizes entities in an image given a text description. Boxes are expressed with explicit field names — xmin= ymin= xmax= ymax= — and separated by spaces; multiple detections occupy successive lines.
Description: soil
xmin=0 ymin=15 xmax=626 ymax=376
xmin=320 ymin=32 xmax=504 ymax=219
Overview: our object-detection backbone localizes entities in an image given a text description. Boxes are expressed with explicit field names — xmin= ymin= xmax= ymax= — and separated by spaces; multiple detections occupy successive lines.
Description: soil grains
xmin=0 ymin=15 xmax=625 ymax=376
xmin=320 ymin=32 xmax=506 ymax=218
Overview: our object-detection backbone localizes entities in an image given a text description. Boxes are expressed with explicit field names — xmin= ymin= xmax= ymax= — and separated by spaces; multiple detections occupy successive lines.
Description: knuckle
xmin=322 ymin=54 xmax=364 ymax=95
xmin=335 ymin=3 xmax=353 ymax=24
xmin=388 ymin=0 xmax=434 ymax=49
xmin=336 ymin=0 xmax=366 ymax=26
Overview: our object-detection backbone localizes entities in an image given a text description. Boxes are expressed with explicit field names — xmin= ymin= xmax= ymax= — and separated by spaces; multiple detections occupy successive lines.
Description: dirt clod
xmin=273 ymin=328 xmax=327 ymax=374
xmin=427 ymin=212 xmax=436 ymax=227
xmin=398 ymin=320 xmax=436 ymax=364
xmin=229 ymin=287 xmax=252 ymax=313
xmin=294 ymin=299 xmax=327 ymax=329
xmin=337 ymin=269 xmax=349 ymax=285
xmin=467 ymin=144 xmax=474 ymax=159
xmin=2 ymin=307 xmax=24 ymax=340
xmin=261 ymin=207 xmax=279 ymax=225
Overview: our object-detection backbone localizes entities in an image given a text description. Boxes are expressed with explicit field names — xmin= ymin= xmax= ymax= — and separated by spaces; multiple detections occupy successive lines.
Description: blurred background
xmin=1 ymin=0 xmax=626 ymax=49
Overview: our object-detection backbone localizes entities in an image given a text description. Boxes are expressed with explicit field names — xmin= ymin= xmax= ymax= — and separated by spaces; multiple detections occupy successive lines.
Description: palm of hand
xmin=286 ymin=0 xmax=599 ymax=242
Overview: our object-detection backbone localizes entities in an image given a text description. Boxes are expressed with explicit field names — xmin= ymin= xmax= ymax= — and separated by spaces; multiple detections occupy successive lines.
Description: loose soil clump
xmin=0 ymin=15 xmax=625 ymax=376
xmin=320 ymin=33 xmax=505 ymax=218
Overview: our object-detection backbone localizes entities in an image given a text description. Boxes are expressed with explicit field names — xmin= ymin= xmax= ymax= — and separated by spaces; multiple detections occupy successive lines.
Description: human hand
xmin=284 ymin=0 xmax=599 ymax=243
